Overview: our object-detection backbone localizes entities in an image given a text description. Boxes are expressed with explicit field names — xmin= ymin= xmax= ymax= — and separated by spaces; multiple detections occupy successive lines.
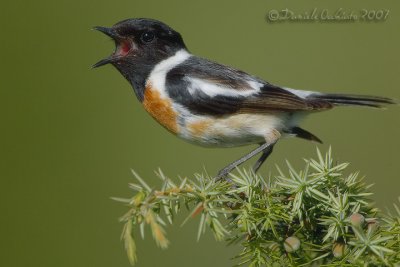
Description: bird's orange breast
xmin=143 ymin=83 xmax=179 ymax=134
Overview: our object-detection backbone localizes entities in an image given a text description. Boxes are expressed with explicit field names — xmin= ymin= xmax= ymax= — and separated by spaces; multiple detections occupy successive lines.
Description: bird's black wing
xmin=165 ymin=56 xmax=332 ymax=116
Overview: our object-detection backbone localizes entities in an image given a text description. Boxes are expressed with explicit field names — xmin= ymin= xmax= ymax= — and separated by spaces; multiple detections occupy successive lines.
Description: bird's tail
xmin=310 ymin=93 xmax=397 ymax=108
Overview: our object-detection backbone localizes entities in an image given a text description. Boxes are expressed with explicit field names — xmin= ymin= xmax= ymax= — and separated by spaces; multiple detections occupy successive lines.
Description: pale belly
xmin=178 ymin=113 xmax=287 ymax=147
xmin=142 ymin=82 xmax=291 ymax=148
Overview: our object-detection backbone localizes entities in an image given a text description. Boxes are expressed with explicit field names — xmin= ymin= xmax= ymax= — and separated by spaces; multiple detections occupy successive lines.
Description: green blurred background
xmin=1 ymin=0 xmax=399 ymax=266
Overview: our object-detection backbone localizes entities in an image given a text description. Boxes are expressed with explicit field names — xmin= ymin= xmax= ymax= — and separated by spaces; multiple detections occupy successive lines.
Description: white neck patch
xmin=147 ymin=49 xmax=191 ymax=97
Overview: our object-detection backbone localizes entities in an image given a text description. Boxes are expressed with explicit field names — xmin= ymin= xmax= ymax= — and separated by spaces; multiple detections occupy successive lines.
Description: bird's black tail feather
xmin=310 ymin=93 xmax=396 ymax=108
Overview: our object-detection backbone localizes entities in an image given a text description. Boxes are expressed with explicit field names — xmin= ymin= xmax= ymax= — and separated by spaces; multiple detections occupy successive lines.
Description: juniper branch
xmin=115 ymin=148 xmax=400 ymax=266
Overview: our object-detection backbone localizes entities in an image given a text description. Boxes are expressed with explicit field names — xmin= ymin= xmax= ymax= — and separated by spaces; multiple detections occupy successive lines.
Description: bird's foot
xmin=214 ymin=168 xmax=233 ymax=182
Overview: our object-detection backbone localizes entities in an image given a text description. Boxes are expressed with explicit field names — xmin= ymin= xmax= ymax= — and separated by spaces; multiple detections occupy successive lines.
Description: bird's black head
xmin=93 ymin=18 xmax=187 ymax=100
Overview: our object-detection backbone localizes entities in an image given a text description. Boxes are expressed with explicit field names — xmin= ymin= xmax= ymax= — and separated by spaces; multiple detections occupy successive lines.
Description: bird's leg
xmin=215 ymin=129 xmax=280 ymax=181
xmin=252 ymin=144 xmax=274 ymax=173
xmin=215 ymin=143 xmax=273 ymax=180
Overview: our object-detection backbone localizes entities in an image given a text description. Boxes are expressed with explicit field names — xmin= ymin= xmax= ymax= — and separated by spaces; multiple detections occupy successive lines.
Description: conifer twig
xmin=115 ymin=148 xmax=400 ymax=266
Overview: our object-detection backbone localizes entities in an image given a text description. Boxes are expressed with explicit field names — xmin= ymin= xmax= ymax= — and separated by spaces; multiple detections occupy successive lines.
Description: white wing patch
xmin=186 ymin=77 xmax=261 ymax=98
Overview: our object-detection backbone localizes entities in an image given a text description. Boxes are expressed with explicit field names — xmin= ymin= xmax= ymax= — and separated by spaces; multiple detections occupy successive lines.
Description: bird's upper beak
xmin=92 ymin=26 xmax=119 ymax=68
xmin=93 ymin=26 xmax=118 ymax=39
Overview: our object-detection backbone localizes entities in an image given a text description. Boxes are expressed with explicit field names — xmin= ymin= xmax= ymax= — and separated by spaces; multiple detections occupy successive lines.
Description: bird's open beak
xmin=92 ymin=26 xmax=118 ymax=68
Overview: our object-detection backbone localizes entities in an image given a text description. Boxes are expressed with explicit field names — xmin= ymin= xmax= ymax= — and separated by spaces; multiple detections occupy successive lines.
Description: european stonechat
xmin=93 ymin=18 xmax=395 ymax=179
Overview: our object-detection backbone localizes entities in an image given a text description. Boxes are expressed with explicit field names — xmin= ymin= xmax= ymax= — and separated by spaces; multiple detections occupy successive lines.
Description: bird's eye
xmin=140 ymin=32 xmax=155 ymax=43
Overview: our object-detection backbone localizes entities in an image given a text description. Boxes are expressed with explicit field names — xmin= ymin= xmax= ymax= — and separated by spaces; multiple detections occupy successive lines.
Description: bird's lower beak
xmin=92 ymin=26 xmax=118 ymax=68
xmin=92 ymin=57 xmax=113 ymax=68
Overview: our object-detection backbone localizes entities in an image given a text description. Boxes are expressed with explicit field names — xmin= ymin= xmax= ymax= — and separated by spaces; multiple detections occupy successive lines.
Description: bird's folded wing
xmin=165 ymin=57 xmax=332 ymax=116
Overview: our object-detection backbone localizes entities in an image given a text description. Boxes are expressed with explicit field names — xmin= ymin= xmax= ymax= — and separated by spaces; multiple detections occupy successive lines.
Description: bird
xmin=93 ymin=18 xmax=396 ymax=179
